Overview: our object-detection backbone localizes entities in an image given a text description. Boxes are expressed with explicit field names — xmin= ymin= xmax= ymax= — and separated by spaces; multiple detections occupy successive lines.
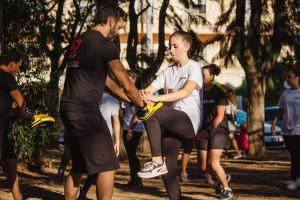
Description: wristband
xmin=137 ymin=100 xmax=147 ymax=110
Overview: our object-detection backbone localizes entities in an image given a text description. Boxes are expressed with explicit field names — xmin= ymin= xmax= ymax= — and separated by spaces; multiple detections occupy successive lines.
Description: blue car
xmin=236 ymin=110 xmax=285 ymax=149
xmin=265 ymin=107 xmax=282 ymax=127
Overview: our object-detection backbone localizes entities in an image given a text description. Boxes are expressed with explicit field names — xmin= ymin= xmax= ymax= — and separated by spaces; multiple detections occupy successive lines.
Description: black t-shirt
xmin=201 ymin=85 xmax=229 ymax=133
xmin=60 ymin=30 xmax=120 ymax=113
xmin=0 ymin=69 xmax=18 ymax=120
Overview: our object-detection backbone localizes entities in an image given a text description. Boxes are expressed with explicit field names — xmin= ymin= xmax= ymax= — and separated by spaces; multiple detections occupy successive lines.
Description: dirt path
xmin=0 ymin=149 xmax=299 ymax=200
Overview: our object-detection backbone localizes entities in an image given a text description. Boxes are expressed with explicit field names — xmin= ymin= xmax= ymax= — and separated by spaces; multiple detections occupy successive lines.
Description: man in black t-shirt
xmin=0 ymin=49 xmax=26 ymax=200
xmin=60 ymin=5 xmax=145 ymax=200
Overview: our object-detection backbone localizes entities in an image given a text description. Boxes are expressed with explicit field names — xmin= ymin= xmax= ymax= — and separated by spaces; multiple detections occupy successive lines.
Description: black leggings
xmin=143 ymin=107 xmax=195 ymax=200
xmin=284 ymin=135 xmax=300 ymax=180
xmin=123 ymin=130 xmax=143 ymax=181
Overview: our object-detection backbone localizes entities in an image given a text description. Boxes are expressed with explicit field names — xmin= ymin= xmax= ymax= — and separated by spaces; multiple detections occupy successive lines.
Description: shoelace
xmin=142 ymin=161 xmax=157 ymax=171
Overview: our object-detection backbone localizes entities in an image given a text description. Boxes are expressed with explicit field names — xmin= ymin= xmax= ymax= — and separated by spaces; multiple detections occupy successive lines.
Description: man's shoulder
xmin=0 ymin=70 xmax=15 ymax=82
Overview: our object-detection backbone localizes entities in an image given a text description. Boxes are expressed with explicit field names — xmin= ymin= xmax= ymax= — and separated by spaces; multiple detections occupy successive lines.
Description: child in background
xmin=237 ymin=122 xmax=248 ymax=158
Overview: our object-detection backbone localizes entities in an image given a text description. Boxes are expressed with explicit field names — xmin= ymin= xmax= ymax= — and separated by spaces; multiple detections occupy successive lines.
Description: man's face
xmin=107 ymin=18 xmax=124 ymax=40
xmin=10 ymin=60 xmax=22 ymax=76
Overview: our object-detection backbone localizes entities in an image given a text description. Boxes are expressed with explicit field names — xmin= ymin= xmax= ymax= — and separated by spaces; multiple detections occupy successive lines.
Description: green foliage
xmin=8 ymin=82 xmax=61 ymax=170
xmin=2 ymin=0 xmax=96 ymax=169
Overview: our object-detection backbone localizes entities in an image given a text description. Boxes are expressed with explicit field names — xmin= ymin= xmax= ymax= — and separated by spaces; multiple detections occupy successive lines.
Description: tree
xmin=126 ymin=0 xmax=151 ymax=69
xmin=126 ymin=0 xmax=203 ymax=85
xmin=211 ymin=0 xmax=299 ymax=155
xmin=2 ymin=0 xmax=97 ymax=167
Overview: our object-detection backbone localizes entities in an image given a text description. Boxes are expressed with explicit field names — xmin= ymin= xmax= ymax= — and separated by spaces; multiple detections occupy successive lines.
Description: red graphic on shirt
xmin=69 ymin=39 xmax=82 ymax=59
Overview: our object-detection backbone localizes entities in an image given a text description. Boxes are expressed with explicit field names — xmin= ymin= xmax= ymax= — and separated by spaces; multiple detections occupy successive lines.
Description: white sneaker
xmin=233 ymin=154 xmax=242 ymax=159
xmin=138 ymin=158 xmax=168 ymax=178
xmin=286 ymin=180 xmax=298 ymax=190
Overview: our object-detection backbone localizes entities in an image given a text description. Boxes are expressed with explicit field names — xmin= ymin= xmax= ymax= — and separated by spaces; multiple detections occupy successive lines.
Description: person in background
xmin=237 ymin=122 xmax=248 ymax=158
xmin=224 ymin=89 xmax=240 ymax=159
xmin=179 ymin=139 xmax=193 ymax=182
xmin=271 ymin=68 xmax=300 ymax=191
xmin=49 ymin=129 xmax=71 ymax=185
xmin=122 ymin=69 xmax=144 ymax=189
xmin=196 ymin=64 xmax=233 ymax=200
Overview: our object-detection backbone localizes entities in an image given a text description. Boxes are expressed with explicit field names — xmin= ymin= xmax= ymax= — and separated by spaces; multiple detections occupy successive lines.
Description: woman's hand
xmin=139 ymin=89 xmax=157 ymax=104
xmin=126 ymin=130 xmax=133 ymax=140
xmin=139 ymin=90 xmax=151 ymax=98
xmin=195 ymin=130 xmax=210 ymax=141
xmin=142 ymin=93 xmax=158 ymax=103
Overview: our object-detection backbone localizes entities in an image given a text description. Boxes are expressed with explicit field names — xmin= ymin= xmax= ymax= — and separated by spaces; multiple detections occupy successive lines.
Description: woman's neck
xmin=176 ymin=57 xmax=190 ymax=68
xmin=204 ymin=83 xmax=214 ymax=91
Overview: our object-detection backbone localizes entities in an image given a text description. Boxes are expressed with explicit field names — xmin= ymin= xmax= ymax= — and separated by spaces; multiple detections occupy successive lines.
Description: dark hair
xmin=203 ymin=64 xmax=221 ymax=76
xmin=0 ymin=49 xmax=26 ymax=66
xmin=127 ymin=69 xmax=140 ymax=79
xmin=169 ymin=30 xmax=204 ymax=59
xmin=95 ymin=4 xmax=126 ymax=26
xmin=288 ymin=68 xmax=300 ymax=85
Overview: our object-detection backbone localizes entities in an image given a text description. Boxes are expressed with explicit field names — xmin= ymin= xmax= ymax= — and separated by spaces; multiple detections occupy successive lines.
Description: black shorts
xmin=196 ymin=127 xmax=229 ymax=151
xmin=182 ymin=138 xmax=194 ymax=154
xmin=60 ymin=111 xmax=120 ymax=175
xmin=0 ymin=118 xmax=17 ymax=163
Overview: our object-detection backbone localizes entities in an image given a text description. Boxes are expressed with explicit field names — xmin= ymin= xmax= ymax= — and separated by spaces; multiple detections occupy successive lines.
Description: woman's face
xmin=202 ymin=68 xmax=213 ymax=86
xmin=169 ymin=36 xmax=190 ymax=62
xmin=286 ymin=70 xmax=299 ymax=87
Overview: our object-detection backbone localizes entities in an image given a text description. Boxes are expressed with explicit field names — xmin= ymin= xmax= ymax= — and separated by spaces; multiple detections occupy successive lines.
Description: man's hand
xmin=126 ymin=130 xmax=133 ymax=141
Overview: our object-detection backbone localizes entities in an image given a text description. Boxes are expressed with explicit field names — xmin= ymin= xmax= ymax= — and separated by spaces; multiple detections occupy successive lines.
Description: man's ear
xmin=109 ymin=18 xmax=115 ymax=28
xmin=10 ymin=62 xmax=15 ymax=68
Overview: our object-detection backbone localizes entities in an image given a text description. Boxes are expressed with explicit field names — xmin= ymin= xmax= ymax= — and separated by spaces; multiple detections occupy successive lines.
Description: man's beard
xmin=107 ymin=24 xmax=117 ymax=41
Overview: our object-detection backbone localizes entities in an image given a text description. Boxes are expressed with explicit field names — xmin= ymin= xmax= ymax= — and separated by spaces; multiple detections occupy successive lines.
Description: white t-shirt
xmin=123 ymin=102 xmax=144 ymax=132
xmin=151 ymin=60 xmax=203 ymax=134
xmin=225 ymin=102 xmax=237 ymax=132
xmin=99 ymin=93 xmax=120 ymax=136
xmin=277 ymin=88 xmax=300 ymax=136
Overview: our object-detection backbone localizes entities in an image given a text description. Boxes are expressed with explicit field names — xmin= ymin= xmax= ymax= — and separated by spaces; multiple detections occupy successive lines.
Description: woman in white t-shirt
xmin=137 ymin=30 xmax=204 ymax=200
xmin=272 ymin=68 xmax=300 ymax=190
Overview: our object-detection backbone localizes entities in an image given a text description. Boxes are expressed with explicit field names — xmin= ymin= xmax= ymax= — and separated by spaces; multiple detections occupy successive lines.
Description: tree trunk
xmin=142 ymin=0 xmax=169 ymax=86
xmin=244 ymin=50 xmax=266 ymax=156
xmin=126 ymin=0 xmax=139 ymax=69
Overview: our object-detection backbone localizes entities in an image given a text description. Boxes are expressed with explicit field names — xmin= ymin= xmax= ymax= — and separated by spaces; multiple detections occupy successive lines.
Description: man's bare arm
xmin=108 ymin=60 xmax=144 ymax=108
xmin=9 ymin=89 xmax=26 ymax=110
xmin=105 ymin=76 xmax=131 ymax=103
